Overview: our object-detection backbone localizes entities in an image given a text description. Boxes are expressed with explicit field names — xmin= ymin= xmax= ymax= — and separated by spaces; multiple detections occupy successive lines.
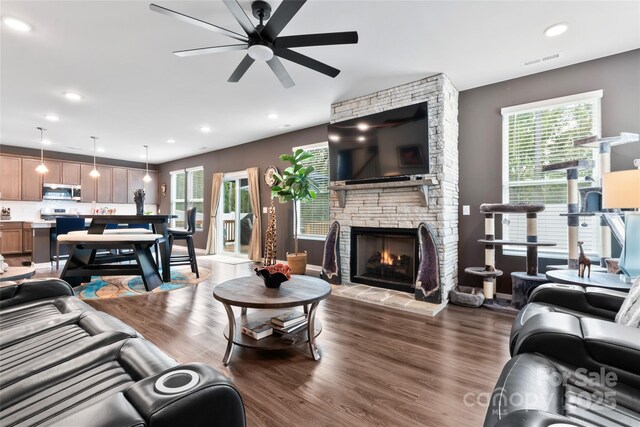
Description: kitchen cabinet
xmin=44 ymin=160 xmax=62 ymax=184
xmin=0 ymin=222 xmax=23 ymax=254
xmin=112 ymin=167 xmax=128 ymax=204
xmin=81 ymin=164 xmax=98 ymax=203
xmin=62 ymin=162 xmax=81 ymax=185
xmin=21 ymin=158 xmax=44 ymax=201
xmin=0 ymin=156 xmax=21 ymax=200
xmin=22 ymin=223 xmax=33 ymax=254
xmin=144 ymin=171 xmax=159 ymax=206
xmin=127 ymin=169 xmax=144 ymax=204
xmin=96 ymin=166 xmax=113 ymax=203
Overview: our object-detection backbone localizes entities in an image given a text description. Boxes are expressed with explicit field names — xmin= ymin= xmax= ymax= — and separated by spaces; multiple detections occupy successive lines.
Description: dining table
xmin=81 ymin=214 xmax=175 ymax=282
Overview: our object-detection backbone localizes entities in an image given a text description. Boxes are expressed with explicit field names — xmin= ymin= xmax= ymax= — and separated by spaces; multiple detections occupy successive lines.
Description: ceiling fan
xmin=149 ymin=0 xmax=358 ymax=88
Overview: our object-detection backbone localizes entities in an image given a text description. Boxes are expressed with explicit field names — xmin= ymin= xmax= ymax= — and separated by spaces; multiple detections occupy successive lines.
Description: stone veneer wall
xmin=329 ymin=74 xmax=459 ymax=302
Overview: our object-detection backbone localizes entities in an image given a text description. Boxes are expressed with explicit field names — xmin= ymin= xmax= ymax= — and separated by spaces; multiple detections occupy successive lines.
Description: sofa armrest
xmin=125 ymin=363 xmax=246 ymax=427
xmin=528 ymin=283 xmax=623 ymax=320
xmin=0 ymin=278 xmax=74 ymax=310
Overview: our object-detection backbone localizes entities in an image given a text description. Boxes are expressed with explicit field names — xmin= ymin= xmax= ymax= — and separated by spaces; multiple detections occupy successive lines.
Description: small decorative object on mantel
xmin=1 ymin=207 xmax=10 ymax=220
xmin=255 ymin=263 xmax=291 ymax=288
xmin=133 ymin=188 xmax=145 ymax=215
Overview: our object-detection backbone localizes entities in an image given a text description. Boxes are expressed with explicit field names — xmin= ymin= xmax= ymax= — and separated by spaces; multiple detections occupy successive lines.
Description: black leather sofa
xmin=0 ymin=278 xmax=246 ymax=427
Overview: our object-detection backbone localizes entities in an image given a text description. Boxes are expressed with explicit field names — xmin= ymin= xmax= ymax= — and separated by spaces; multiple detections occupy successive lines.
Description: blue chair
xmin=54 ymin=217 xmax=86 ymax=270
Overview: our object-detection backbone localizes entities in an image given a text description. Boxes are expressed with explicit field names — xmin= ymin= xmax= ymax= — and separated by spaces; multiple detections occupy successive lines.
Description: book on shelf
xmin=270 ymin=310 xmax=306 ymax=327
xmin=241 ymin=321 xmax=273 ymax=340
xmin=270 ymin=319 xmax=308 ymax=334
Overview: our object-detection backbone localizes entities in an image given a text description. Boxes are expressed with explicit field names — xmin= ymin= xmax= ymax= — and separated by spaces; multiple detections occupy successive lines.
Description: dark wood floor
xmin=32 ymin=258 xmax=515 ymax=427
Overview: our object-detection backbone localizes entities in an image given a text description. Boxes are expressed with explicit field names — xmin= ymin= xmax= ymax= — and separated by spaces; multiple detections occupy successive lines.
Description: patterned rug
xmin=75 ymin=267 xmax=211 ymax=300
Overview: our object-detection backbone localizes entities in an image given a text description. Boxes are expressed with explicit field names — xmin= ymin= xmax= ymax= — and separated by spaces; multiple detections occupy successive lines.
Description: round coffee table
xmin=213 ymin=275 xmax=331 ymax=365
xmin=0 ymin=265 xmax=36 ymax=284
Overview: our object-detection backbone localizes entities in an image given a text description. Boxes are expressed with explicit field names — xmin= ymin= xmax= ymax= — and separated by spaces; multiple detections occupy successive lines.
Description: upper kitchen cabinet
xmin=144 ymin=171 xmax=159 ymax=206
xmin=96 ymin=166 xmax=113 ymax=203
xmin=62 ymin=162 xmax=81 ymax=185
xmin=80 ymin=164 xmax=97 ymax=203
xmin=127 ymin=169 xmax=144 ymax=204
xmin=21 ymin=158 xmax=43 ymax=201
xmin=112 ymin=167 xmax=128 ymax=204
xmin=0 ymin=156 xmax=21 ymax=200
xmin=44 ymin=160 xmax=62 ymax=184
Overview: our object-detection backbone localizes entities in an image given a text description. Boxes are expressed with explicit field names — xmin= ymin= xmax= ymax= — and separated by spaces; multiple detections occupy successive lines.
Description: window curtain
xmin=205 ymin=173 xmax=223 ymax=255
xmin=246 ymin=167 xmax=262 ymax=262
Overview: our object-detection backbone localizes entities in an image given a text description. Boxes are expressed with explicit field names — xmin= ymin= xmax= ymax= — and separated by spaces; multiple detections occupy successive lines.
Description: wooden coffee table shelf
xmin=213 ymin=275 xmax=331 ymax=365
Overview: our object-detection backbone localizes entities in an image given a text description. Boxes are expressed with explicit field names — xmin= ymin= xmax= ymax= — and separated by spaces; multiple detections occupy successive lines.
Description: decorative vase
xmin=287 ymin=252 xmax=307 ymax=275
xmin=255 ymin=263 xmax=292 ymax=288
xmin=133 ymin=188 xmax=145 ymax=216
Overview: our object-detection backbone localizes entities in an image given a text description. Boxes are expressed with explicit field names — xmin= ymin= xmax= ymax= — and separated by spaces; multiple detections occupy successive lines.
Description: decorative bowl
xmin=255 ymin=263 xmax=292 ymax=288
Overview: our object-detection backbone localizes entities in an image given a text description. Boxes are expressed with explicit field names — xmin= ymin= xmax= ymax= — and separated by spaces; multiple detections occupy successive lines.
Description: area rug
xmin=201 ymin=254 xmax=255 ymax=265
xmin=75 ymin=267 xmax=211 ymax=300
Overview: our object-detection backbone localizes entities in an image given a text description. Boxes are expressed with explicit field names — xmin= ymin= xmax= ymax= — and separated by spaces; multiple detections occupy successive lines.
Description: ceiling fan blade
xmin=275 ymin=48 xmax=340 ymax=78
xmin=228 ymin=55 xmax=256 ymax=82
xmin=222 ymin=0 xmax=260 ymax=38
xmin=261 ymin=0 xmax=307 ymax=42
xmin=149 ymin=3 xmax=248 ymax=43
xmin=266 ymin=57 xmax=295 ymax=89
xmin=274 ymin=32 xmax=358 ymax=49
xmin=174 ymin=44 xmax=248 ymax=57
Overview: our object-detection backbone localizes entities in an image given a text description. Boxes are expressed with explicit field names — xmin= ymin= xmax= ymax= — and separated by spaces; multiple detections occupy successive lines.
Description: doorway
xmin=219 ymin=172 xmax=253 ymax=257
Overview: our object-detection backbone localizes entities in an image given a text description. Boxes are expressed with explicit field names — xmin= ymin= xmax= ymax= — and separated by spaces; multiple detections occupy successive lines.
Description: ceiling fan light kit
xmin=149 ymin=0 xmax=358 ymax=88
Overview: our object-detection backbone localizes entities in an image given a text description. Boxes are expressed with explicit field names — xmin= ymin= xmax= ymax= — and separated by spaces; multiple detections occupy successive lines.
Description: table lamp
xmin=602 ymin=165 xmax=640 ymax=280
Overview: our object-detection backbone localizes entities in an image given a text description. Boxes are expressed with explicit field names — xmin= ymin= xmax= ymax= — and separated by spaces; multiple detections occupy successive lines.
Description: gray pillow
xmin=615 ymin=277 xmax=640 ymax=328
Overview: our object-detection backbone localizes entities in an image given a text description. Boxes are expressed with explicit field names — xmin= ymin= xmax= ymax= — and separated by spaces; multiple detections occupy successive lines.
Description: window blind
xmin=502 ymin=92 xmax=602 ymax=257
xmin=295 ymin=143 xmax=330 ymax=238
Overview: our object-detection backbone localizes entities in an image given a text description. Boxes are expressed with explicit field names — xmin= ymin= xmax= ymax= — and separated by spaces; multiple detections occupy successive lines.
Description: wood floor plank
xmin=32 ymin=258 xmax=515 ymax=426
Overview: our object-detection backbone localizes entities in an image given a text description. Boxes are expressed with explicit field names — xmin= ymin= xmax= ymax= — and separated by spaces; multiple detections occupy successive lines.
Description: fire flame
xmin=381 ymin=250 xmax=396 ymax=265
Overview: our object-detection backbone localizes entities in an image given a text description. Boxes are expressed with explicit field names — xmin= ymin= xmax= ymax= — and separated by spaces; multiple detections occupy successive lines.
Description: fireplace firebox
xmin=350 ymin=227 xmax=418 ymax=292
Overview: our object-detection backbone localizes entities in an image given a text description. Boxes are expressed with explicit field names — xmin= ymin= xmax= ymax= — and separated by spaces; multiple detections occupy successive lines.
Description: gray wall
xmin=157 ymin=125 xmax=327 ymax=265
xmin=458 ymin=49 xmax=640 ymax=294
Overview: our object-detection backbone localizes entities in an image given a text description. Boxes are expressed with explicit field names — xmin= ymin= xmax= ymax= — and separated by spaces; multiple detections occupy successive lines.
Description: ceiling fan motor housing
xmin=251 ymin=1 xmax=272 ymax=22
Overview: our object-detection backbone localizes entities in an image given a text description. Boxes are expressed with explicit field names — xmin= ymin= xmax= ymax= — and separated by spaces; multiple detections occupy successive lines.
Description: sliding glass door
xmin=219 ymin=172 xmax=253 ymax=257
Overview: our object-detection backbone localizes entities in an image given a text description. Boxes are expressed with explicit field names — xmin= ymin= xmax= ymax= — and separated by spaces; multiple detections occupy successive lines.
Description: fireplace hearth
xmin=351 ymin=227 xmax=418 ymax=292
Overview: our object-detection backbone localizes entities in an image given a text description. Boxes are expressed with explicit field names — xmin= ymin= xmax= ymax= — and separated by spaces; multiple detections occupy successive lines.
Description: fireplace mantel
xmin=329 ymin=176 xmax=439 ymax=208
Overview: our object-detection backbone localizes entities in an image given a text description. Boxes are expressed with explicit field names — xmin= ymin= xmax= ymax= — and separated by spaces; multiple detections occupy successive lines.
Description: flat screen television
xmin=328 ymin=102 xmax=429 ymax=183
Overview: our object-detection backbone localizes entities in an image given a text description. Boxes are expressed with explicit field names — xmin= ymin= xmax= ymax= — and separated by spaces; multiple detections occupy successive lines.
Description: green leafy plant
xmin=271 ymin=149 xmax=319 ymax=255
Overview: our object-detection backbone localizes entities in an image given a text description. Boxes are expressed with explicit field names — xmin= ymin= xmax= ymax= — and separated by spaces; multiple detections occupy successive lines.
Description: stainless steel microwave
xmin=42 ymin=184 xmax=81 ymax=201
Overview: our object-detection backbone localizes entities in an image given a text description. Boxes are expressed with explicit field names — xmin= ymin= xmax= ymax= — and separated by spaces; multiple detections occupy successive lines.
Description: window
xmin=294 ymin=142 xmax=330 ymax=240
xmin=501 ymin=90 xmax=602 ymax=257
xmin=170 ymin=167 xmax=204 ymax=230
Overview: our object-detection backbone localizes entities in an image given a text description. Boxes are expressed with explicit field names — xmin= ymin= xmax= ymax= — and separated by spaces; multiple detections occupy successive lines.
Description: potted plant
xmin=271 ymin=149 xmax=319 ymax=274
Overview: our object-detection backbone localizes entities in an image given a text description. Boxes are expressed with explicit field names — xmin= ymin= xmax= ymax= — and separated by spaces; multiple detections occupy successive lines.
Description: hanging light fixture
xmin=89 ymin=136 xmax=100 ymax=178
xmin=143 ymin=145 xmax=152 ymax=183
xmin=35 ymin=127 xmax=49 ymax=174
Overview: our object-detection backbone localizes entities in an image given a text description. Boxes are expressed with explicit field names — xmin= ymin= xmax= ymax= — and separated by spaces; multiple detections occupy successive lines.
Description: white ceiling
xmin=1 ymin=1 xmax=639 ymax=163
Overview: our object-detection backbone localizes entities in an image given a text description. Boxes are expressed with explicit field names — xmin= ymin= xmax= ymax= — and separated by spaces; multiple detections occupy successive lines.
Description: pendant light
xmin=35 ymin=127 xmax=49 ymax=174
xmin=143 ymin=145 xmax=152 ymax=183
xmin=89 ymin=136 xmax=100 ymax=178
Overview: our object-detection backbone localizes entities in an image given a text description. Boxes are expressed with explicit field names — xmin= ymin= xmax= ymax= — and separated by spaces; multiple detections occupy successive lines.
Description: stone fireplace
xmin=329 ymin=74 xmax=459 ymax=305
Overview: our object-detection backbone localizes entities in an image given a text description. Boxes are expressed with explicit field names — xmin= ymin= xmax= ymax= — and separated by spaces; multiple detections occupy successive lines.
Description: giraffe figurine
xmin=263 ymin=199 xmax=277 ymax=266
xmin=577 ymin=241 xmax=591 ymax=278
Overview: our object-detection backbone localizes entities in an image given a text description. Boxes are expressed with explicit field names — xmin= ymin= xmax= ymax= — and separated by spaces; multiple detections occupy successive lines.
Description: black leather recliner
xmin=0 ymin=278 xmax=246 ymax=427
xmin=509 ymin=283 xmax=628 ymax=354
xmin=485 ymin=311 xmax=640 ymax=426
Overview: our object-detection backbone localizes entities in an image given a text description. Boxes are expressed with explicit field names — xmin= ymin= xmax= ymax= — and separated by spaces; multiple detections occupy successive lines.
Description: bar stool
xmin=168 ymin=207 xmax=199 ymax=278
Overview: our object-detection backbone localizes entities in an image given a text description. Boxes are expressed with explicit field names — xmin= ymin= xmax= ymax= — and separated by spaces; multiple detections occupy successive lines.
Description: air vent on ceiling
xmin=522 ymin=52 xmax=561 ymax=66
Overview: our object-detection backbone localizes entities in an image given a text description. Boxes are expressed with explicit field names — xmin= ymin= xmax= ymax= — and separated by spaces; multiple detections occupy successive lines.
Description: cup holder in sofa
xmin=154 ymin=369 xmax=200 ymax=394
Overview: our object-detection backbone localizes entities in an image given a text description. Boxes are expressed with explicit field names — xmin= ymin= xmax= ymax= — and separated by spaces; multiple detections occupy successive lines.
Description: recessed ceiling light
xmin=44 ymin=114 xmax=59 ymax=122
xmin=97 ymin=147 xmax=105 ymax=153
xmin=357 ymin=136 xmax=366 ymax=142
xmin=357 ymin=123 xmax=369 ymax=131
xmin=167 ymin=139 xmax=175 ymax=143
xmin=42 ymin=139 xmax=52 ymax=146
xmin=3 ymin=17 xmax=31 ymax=32
xmin=64 ymin=92 xmax=82 ymax=101
xmin=200 ymin=126 xmax=211 ymax=133
xmin=267 ymin=113 xmax=278 ymax=120
xmin=544 ymin=23 xmax=568 ymax=37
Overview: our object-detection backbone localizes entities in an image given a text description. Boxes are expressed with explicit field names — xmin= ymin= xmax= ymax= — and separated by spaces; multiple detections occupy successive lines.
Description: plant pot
xmin=287 ymin=252 xmax=307 ymax=275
